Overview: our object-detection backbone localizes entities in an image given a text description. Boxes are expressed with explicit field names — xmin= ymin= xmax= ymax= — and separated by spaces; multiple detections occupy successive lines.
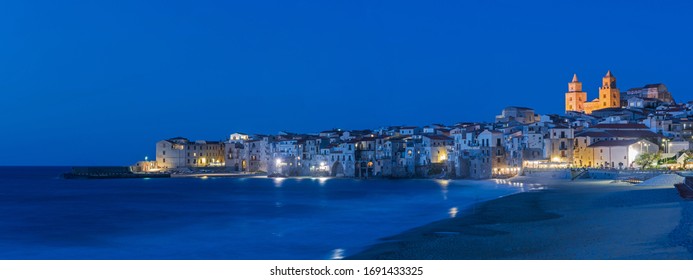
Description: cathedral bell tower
xmin=599 ymin=70 xmax=620 ymax=109
xmin=565 ymin=74 xmax=587 ymax=112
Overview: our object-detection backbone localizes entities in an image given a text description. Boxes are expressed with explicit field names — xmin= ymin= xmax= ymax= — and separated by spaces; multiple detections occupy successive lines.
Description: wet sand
xmin=348 ymin=178 xmax=693 ymax=259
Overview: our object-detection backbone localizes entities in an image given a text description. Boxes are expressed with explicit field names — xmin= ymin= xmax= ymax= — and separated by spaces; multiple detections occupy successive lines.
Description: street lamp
xmin=662 ymin=139 xmax=671 ymax=153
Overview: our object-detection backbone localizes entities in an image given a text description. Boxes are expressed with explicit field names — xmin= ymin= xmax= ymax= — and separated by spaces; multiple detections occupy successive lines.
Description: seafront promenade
xmin=522 ymin=167 xmax=680 ymax=181
xmin=349 ymin=176 xmax=693 ymax=259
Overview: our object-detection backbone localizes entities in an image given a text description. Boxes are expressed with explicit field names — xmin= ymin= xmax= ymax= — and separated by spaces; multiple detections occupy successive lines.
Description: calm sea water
xmin=0 ymin=167 xmax=526 ymax=260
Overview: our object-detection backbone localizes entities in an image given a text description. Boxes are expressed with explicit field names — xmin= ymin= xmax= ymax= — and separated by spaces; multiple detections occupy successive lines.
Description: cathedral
xmin=565 ymin=70 xmax=621 ymax=114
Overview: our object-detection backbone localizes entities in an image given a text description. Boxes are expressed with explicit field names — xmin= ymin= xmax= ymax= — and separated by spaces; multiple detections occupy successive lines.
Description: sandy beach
xmin=348 ymin=176 xmax=693 ymax=259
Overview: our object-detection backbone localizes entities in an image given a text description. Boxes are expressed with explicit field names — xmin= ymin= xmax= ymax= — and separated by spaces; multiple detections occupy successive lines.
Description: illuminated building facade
xmin=588 ymin=139 xmax=658 ymax=169
xmin=156 ymin=137 xmax=225 ymax=169
xmin=565 ymin=74 xmax=587 ymax=113
xmin=566 ymin=71 xmax=621 ymax=114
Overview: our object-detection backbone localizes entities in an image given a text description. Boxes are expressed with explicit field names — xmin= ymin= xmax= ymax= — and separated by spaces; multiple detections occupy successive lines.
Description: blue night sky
xmin=1 ymin=0 xmax=692 ymax=165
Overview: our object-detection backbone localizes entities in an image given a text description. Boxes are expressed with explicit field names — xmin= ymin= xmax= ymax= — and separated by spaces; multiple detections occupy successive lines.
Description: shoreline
xmin=347 ymin=176 xmax=693 ymax=260
xmin=169 ymin=173 xmax=262 ymax=178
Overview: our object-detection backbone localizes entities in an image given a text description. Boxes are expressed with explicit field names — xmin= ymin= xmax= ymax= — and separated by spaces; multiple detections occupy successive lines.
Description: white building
xmin=420 ymin=134 xmax=452 ymax=165
xmin=588 ymin=139 xmax=658 ymax=169
xmin=229 ymin=133 xmax=249 ymax=142
xmin=398 ymin=126 xmax=421 ymax=136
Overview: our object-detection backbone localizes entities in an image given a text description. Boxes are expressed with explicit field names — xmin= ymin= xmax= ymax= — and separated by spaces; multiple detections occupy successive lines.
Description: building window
xmin=163 ymin=150 xmax=166 ymax=155
xmin=163 ymin=158 xmax=166 ymax=163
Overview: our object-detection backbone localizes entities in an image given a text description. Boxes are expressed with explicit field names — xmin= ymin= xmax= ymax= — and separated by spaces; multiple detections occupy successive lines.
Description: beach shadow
xmin=593 ymin=188 xmax=681 ymax=208
xmin=347 ymin=191 xmax=562 ymax=260
xmin=668 ymin=201 xmax=693 ymax=257
xmin=376 ymin=191 xmax=561 ymax=241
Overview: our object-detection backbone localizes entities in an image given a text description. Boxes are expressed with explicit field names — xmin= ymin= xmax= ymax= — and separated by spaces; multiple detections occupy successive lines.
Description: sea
xmin=0 ymin=166 xmax=529 ymax=260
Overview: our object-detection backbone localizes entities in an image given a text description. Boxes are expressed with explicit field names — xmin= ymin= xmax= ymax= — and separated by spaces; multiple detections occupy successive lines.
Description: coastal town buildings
xmin=572 ymin=124 xmax=662 ymax=167
xmin=495 ymin=106 xmax=537 ymax=124
xmin=156 ymin=137 xmax=225 ymax=169
xmin=626 ymin=83 xmax=674 ymax=104
xmin=151 ymin=70 xmax=690 ymax=178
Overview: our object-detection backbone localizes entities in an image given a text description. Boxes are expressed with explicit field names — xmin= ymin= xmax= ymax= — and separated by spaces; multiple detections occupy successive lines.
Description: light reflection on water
xmin=273 ymin=177 xmax=285 ymax=187
xmin=435 ymin=179 xmax=450 ymax=187
xmin=317 ymin=177 xmax=329 ymax=186
xmin=436 ymin=179 xmax=450 ymax=200
xmin=448 ymin=207 xmax=458 ymax=218
xmin=330 ymin=248 xmax=345 ymax=260
xmin=493 ymin=179 xmax=544 ymax=191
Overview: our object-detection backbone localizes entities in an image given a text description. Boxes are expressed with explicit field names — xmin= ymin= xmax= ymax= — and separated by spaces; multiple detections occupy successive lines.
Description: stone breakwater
xmin=63 ymin=166 xmax=170 ymax=179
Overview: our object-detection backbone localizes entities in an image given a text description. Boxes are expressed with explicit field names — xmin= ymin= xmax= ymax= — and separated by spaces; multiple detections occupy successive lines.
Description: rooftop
xmin=591 ymin=123 xmax=649 ymax=129
xmin=588 ymin=139 xmax=641 ymax=148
